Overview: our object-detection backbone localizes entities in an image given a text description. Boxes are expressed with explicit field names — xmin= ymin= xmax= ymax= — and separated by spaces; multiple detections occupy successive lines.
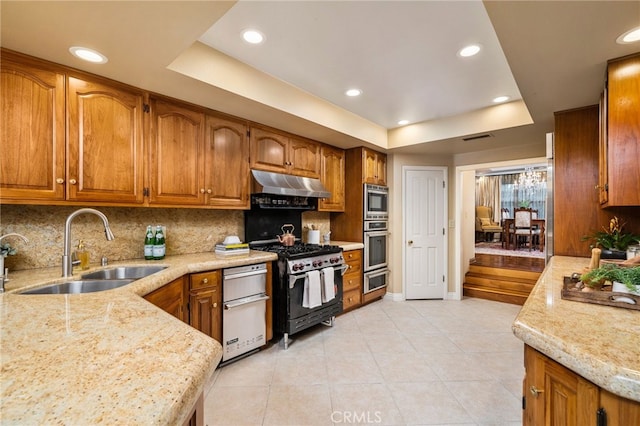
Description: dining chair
xmin=511 ymin=209 xmax=540 ymax=251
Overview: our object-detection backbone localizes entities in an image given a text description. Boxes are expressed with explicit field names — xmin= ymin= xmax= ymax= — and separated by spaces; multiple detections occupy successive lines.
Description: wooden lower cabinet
xmin=524 ymin=344 xmax=640 ymax=426
xmin=189 ymin=270 xmax=222 ymax=343
xmin=143 ymin=277 xmax=187 ymax=322
xmin=341 ymin=249 xmax=362 ymax=312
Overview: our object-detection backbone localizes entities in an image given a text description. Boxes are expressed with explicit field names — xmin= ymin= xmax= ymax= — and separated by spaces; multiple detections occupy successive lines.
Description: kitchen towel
xmin=321 ymin=266 xmax=335 ymax=303
xmin=303 ymin=270 xmax=322 ymax=309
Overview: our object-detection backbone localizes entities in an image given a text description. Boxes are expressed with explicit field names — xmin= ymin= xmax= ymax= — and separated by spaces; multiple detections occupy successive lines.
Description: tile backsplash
xmin=0 ymin=205 xmax=330 ymax=271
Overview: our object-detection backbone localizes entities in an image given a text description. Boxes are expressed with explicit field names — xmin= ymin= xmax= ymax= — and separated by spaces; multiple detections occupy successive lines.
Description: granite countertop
xmin=332 ymin=241 xmax=364 ymax=251
xmin=513 ymin=256 xmax=640 ymax=402
xmin=0 ymin=250 xmax=277 ymax=425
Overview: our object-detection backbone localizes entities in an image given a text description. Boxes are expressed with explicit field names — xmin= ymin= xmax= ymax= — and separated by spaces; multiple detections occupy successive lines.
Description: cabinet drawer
xmin=343 ymin=250 xmax=362 ymax=275
xmin=343 ymin=288 xmax=361 ymax=311
xmin=190 ymin=270 xmax=221 ymax=291
xmin=343 ymin=273 xmax=362 ymax=292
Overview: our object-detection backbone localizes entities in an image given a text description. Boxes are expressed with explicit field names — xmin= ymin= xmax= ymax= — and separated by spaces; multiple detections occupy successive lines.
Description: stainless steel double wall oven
xmin=363 ymin=184 xmax=389 ymax=294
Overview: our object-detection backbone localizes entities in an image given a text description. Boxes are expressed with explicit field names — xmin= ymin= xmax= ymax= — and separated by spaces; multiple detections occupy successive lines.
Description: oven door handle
xmin=337 ymin=264 xmax=349 ymax=276
xmin=224 ymin=293 xmax=269 ymax=310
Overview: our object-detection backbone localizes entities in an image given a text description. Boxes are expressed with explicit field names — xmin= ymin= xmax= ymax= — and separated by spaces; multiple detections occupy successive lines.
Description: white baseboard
xmin=383 ymin=291 xmax=405 ymax=301
xmin=447 ymin=291 xmax=461 ymax=300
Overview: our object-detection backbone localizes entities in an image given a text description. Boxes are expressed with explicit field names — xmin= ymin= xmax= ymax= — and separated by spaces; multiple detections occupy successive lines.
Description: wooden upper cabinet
xmin=67 ymin=75 xmax=144 ymax=203
xmin=204 ymin=115 xmax=250 ymax=209
xmin=250 ymin=127 xmax=321 ymax=178
xmin=362 ymin=147 xmax=387 ymax=185
xmin=604 ymin=53 xmax=640 ymax=206
xmin=0 ymin=53 xmax=65 ymax=201
xmin=149 ymin=97 xmax=205 ymax=205
xmin=319 ymin=145 xmax=345 ymax=211
xmin=250 ymin=127 xmax=289 ymax=173
xmin=288 ymin=136 xmax=321 ymax=178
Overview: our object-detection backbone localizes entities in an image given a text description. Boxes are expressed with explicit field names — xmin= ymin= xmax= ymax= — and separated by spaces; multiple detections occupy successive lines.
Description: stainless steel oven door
xmin=364 ymin=230 xmax=388 ymax=271
xmin=364 ymin=268 xmax=389 ymax=294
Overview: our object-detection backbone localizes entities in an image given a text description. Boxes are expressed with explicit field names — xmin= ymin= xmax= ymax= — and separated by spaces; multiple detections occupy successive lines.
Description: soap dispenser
xmin=76 ymin=240 xmax=90 ymax=270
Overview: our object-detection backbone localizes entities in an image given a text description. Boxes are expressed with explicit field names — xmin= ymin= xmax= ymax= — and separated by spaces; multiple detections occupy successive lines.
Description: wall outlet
xmin=448 ymin=219 xmax=455 ymax=228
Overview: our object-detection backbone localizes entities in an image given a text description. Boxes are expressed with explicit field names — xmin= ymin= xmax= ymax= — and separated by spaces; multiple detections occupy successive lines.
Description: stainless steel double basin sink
xmin=19 ymin=266 xmax=167 ymax=295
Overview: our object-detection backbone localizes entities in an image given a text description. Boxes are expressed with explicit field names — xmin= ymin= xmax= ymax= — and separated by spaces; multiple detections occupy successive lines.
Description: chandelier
xmin=515 ymin=167 xmax=545 ymax=190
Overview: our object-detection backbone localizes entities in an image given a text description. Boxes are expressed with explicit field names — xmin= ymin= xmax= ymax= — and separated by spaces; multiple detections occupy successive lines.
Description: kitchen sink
xmin=19 ymin=279 xmax=134 ymax=294
xmin=80 ymin=265 xmax=167 ymax=280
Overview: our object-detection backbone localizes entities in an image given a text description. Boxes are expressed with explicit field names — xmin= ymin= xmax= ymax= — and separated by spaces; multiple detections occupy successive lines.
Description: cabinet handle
xmin=69 ymin=179 xmax=77 ymax=185
xmin=200 ymin=188 xmax=205 ymax=193
xmin=348 ymin=254 xmax=353 ymax=258
xmin=213 ymin=302 xmax=217 ymax=308
xmin=202 ymin=278 xmax=208 ymax=284
xmin=529 ymin=385 xmax=544 ymax=397
xmin=207 ymin=189 xmax=212 ymax=194
xmin=56 ymin=178 xmax=64 ymax=184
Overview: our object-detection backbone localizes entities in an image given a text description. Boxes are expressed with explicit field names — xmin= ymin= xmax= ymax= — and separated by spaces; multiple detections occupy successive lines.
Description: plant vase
xmin=600 ymin=249 xmax=627 ymax=260
xmin=611 ymin=281 xmax=640 ymax=305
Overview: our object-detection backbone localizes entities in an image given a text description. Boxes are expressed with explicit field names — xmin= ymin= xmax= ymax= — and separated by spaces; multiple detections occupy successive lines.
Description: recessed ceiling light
xmin=345 ymin=88 xmax=362 ymax=97
xmin=617 ymin=26 xmax=640 ymax=44
xmin=397 ymin=120 xmax=409 ymax=126
xmin=69 ymin=46 xmax=108 ymax=64
xmin=458 ymin=44 xmax=481 ymax=57
xmin=242 ymin=29 xmax=265 ymax=44
xmin=493 ymin=96 xmax=510 ymax=103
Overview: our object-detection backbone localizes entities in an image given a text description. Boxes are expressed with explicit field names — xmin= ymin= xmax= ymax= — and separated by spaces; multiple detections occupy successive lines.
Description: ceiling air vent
xmin=462 ymin=133 xmax=493 ymax=141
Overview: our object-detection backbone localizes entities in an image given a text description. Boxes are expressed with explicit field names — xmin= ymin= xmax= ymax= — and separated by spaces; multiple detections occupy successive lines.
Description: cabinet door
xmin=362 ymin=148 xmax=387 ymax=185
xmin=149 ymin=98 xmax=205 ymax=205
xmin=144 ymin=277 xmax=186 ymax=322
xmin=189 ymin=289 xmax=222 ymax=343
xmin=250 ymin=127 xmax=289 ymax=174
xmin=606 ymin=53 xmax=640 ymax=206
xmin=204 ymin=115 xmax=250 ymax=209
xmin=376 ymin=154 xmax=387 ymax=185
xmin=523 ymin=345 xmax=599 ymax=426
xmin=363 ymin=148 xmax=379 ymax=184
xmin=1 ymin=55 xmax=65 ymax=201
xmin=319 ymin=145 xmax=345 ymax=211
xmin=288 ymin=136 xmax=321 ymax=178
xmin=67 ymin=75 xmax=144 ymax=203
xmin=600 ymin=389 xmax=640 ymax=426
xmin=189 ymin=271 xmax=222 ymax=343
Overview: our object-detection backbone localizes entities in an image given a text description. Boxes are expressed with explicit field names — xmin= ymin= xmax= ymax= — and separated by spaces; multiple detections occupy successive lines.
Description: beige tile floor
xmin=204 ymin=297 xmax=524 ymax=426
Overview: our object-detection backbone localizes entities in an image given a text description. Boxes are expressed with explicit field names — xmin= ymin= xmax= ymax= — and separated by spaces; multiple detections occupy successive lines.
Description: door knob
xmin=408 ymin=240 xmax=413 ymax=245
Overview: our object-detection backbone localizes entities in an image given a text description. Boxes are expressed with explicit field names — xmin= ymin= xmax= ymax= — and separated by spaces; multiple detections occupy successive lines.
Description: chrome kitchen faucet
xmin=0 ymin=233 xmax=29 ymax=292
xmin=62 ymin=208 xmax=115 ymax=277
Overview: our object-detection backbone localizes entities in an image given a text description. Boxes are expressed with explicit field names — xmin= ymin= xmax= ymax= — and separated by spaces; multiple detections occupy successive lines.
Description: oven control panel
xmin=287 ymin=253 xmax=344 ymax=274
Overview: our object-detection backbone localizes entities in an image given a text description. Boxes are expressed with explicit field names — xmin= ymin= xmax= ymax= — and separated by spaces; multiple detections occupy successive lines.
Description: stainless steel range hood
xmin=251 ymin=170 xmax=331 ymax=198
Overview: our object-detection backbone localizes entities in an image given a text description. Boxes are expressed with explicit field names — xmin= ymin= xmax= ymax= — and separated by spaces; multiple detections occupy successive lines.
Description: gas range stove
xmin=249 ymin=242 xmax=344 ymax=274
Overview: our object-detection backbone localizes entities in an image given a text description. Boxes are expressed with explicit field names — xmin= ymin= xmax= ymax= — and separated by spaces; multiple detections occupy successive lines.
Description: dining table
xmin=502 ymin=218 xmax=545 ymax=252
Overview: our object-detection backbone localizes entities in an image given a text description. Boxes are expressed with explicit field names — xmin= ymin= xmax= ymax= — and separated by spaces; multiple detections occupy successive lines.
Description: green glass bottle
xmin=144 ymin=226 xmax=155 ymax=260
xmin=152 ymin=225 xmax=165 ymax=260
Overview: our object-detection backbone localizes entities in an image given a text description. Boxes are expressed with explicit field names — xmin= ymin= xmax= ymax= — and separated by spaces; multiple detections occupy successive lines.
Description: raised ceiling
xmin=1 ymin=1 xmax=639 ymax=156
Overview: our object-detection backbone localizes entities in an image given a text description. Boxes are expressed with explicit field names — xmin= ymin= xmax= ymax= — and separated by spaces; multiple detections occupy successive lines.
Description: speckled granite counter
xmin=513 ymin=256 xmax=640 ymax=402
xmin=0 ymin=251 xmax=277 ymax=425
xmin=332 ymin=241 xmax=364 ymax=251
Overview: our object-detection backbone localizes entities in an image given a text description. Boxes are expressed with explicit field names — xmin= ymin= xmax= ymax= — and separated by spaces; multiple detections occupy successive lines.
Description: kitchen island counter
xmin=0 ymin=250 xmax=277 ymax=425
xmin=513 ymin=256 xmax=640 ymax=402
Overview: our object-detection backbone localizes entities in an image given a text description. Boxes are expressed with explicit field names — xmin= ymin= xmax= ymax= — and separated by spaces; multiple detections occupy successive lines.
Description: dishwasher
xmin=222 ymin=263 xmax=269 ymax=363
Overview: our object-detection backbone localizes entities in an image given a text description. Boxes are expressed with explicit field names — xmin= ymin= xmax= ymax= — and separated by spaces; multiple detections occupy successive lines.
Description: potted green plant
xmin=582 ymin=217 xmax=640 ymax=259
xmin=581 ymin=264 xmax=640 ymax=292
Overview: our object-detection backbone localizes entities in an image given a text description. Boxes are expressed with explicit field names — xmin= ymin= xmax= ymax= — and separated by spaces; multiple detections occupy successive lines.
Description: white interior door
xmin=404 ymin=167 xmax=447 ymax=299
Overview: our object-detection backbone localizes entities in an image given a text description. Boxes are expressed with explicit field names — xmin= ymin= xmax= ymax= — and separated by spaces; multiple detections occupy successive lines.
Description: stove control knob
xmin=312 ymin=260 xmax=320 ymax=267
xmin=292 ymin=263 xmax=301 ymax=271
